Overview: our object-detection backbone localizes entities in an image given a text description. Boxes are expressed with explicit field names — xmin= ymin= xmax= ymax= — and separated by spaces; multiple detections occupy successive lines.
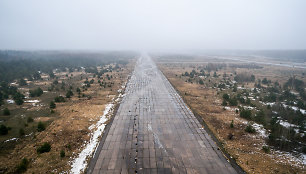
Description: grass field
xmin=156 ymin=55 xmax=306 ymax=174
xmin=0 ymin=59 xmax=135 ymax=173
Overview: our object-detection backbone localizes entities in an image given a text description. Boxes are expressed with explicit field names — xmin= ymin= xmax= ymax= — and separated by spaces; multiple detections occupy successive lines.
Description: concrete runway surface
xmin=87 ymin=54 xmax=239 ymax=174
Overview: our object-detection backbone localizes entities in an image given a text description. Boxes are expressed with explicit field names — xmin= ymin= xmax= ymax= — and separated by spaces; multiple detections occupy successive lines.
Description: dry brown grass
xmin=0 ymin=61 xmax=135 ymax=174
xmin=159 ymin=63 xmax=305 ymax=174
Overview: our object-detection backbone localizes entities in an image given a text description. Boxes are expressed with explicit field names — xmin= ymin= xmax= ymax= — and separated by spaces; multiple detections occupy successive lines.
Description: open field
xmin=155 ymin=54 xmax=306 ymax=174
xmin=0 ymin=51 xmax=136 ymax=173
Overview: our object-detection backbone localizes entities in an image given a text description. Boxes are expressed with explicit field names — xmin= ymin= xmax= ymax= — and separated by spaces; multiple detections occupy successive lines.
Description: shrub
xmin=234 ymin=74 xmax=255 ymax=82
xmin=230 ymin=120 xmax=234 ymax=128
xmin=60 ymin=150 xmax=65 ymax=158
xmin=229 ymin=98 xmax=238 ymax=106
xmin=240 ymin=109 xmax=252 ymax=119
xmin=302 ymin=146 xmax=306 ymax=153
xmin=262 ymin=146 xmax=270 ymax=153
xmin=19 ymin=128 xmax=25 ymax=136
xmin=222 ymin=93 xmax=230 ymax=100
xmin=27 ymin=117 xmax=34 ymax=123
xmin=254 ymin=110 xmax=266 ymax=125
xmin=222 ymin=100 xmax=227 ymax=106
xmin=37 ymin=121 xmax=45 ymax=132
xmin=3 ymin=108 xmax=10 ymax=115
xmin=66 ymin=90 xmax=73 ymax=98
xmin=199 ymin=79 xmax=204 ymax=85
xmin=18 ymin=78 xmax=27 ymax=86
xmin=228 ymin=133 xmax=234 ymax=140
xmin=50 ymin=101 xmax=56 ymax=109
xmin=37 ymin=142 xmax=51 ymax=154
xmin=54 ymin=96 xmax=65 ymax=103
xmin=245 ymin=124 xmax=256 ymax=133
xmin=13 ymin=92 xmax=24 ymax=105
xmin=76 ymin=87 xmax=81 ymax=94
xmin=16 ymin=158 xmax=29 ymax=173
xmin=0 ymin=125 xmax=9 ymax=135
xmin=29 ymin=87 xmax=43 ymax=97
xmin=53 ymin=80 xmax=59 ymax=85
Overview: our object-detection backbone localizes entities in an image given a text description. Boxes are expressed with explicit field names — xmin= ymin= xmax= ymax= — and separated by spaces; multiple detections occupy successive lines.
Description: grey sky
xmin=0 ymin=0 xmax=305 ymax=50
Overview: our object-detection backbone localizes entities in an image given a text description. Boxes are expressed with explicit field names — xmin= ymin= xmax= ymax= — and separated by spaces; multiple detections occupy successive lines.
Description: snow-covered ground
xmin=69 ymin=81 xmax=127 ymax=174
xmin=237 ymin=117 xmax=305 ymax=168
xmin=24 ymin=100 xmax=40 ymax=103
xmin=272 ymin=150 xmax=306 ymax=168
xmin=70 ymin=103 xmax=113 ymax=174
xmin=6 ymin=99 xmax=14 ymax=104
xmin=252 ymin=123 xmax=269 ymax=138
xmin=4 ymin=137 xmax=19 ymax=143
xmin=278 ymin=119 xmax=305 ymax=135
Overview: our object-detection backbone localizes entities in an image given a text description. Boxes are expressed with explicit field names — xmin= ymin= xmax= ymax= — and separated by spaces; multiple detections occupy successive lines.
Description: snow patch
xmin=25 ymin=100 xmax=40 ymax=103
xmin=283 ymin=104 xmax=306 ymax=114
xmin=252 ymin=123 xmax=269 ymax=138
xmin=4 ymin=137 xmax=19 ymax=143
xmin=70 ymin=103 xmax=113 ymax=174
xmin=273 ymin=150 xmax=306 ymax=167
xmin=6 ymin=99 xmax=15 ymax=104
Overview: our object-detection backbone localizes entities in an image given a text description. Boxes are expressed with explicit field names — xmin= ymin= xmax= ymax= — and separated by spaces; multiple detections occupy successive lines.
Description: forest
xmin=0 ymin=50 xmax=135 ymax=83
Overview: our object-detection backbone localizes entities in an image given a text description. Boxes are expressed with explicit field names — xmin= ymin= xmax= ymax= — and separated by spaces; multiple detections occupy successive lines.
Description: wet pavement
xmin=89 ymin=54 xmax=238 ymax=174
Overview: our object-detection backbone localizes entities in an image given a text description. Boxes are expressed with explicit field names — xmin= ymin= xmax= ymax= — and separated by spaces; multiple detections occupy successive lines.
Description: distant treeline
xmin=205 ymin=50 xmax=306 ymax=63
xmin=0 ymin=50 xmax=137 ymax=82
xmin=247 ymin=50 xmax=306 ymax=63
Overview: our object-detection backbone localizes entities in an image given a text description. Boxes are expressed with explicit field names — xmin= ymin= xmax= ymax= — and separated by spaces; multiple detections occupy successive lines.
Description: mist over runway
xmin=88 ymin=54 xmax=239 ymax=173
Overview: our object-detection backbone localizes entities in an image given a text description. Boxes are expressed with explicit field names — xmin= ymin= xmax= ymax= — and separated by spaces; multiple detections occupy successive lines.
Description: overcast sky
xmin=0 ymin=0 xmax=305 ymax=50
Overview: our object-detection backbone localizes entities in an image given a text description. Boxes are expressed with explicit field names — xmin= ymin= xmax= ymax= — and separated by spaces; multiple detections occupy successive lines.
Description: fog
xmin=0 ymin=0 xmax=305 ymax=50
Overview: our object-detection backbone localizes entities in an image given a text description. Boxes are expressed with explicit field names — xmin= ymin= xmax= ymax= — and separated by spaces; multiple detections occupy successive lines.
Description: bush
xmin=37 ymin=121 xmax=45 ymax=132
xmin=13 ymin=92 xmax=24 ymax=105
xmin=16 ymin=158 xmax=29 ymax=173
xmin=53 ymin=80 xmax=59 ymax=85
xmin=230 ymin=120 xmax=234 ymax=128
xmin=19 ymin=128 xmax=25 ymax=136
xmin=18 ymin=78 xmax=27 ymax=86
xmin=199 ymin=79 xmax=204 ymax=85
xmin=229 ymin=98 xmax=238 ymax=106
xmin=50 ymin=101 xmax=56 ymax=109
xmin=302 ymin=146 xmax=306 ymax=154
xmin=222 ymin=100 xmax=227 ymax=106
xmin=37 ymin=142 xmax=51 ymax=154
xmin=76 ymin=87 xmax=81 ymax=94
xmin=240 ymin=109 xmax=252 ymax=119
xmin=27 ymin=117 xmax=34 ymax=123
xmin=262 ymin=146 xmax=270 ymax=153
xmin=254 ymin=110 xmax=266 ymax=125
xmin=3 ymin=108 xmax=10 ymax=115
xmin=222 ymin=93 xmax=230 ymax=100
xmin=245 ymin=124 xmax=256 ymax=133
xmin=234 ymin=74 xmax=255 ymax=82
xmin=66 ymin=90 xmax=73 ymax=98
xmin=228 ymin=133 xmax=234 ymax=140
xmin=0 ymin=125 xmax=9 ymax=135
xmin=60 ymin=150 xmax=65 ymax=158
xmin=29 ymin=87 xmax=43 ymax=97
xmin=54 ymin=96 xmax=65 ymax=103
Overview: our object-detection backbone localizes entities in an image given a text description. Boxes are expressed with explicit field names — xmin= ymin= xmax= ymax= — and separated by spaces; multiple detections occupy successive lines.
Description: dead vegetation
xmin=158 ymin=62 xmax=305 ymax=174
xmin=0 ymin=61 xmax=134 ymax=173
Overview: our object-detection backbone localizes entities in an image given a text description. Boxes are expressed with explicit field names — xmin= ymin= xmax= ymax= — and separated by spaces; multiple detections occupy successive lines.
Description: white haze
xmin=0 ymin=0 xmax=305 ymax=50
